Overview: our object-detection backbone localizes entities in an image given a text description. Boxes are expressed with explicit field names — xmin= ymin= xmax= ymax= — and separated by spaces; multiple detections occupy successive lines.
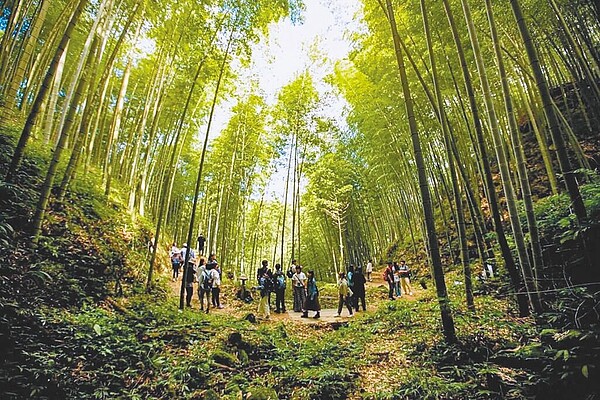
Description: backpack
xmin=383 ymin=268 xmax=391 ymax=282
xmin=286 ymin=267 xmax=294 ymax=279
xmin=276 ymin=274 xmax=286 ymax=290
xmin=201 ymin=269 xmax=213 ymax=290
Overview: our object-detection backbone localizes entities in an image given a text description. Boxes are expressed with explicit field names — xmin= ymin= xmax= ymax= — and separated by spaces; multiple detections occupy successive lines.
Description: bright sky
xmin=211 ymin=0 xmax=363 ymax=198
xmin=249 ymin=0 xmax=362 ymax=104
xmin=212 ymin=0 xmax=362 ymax=127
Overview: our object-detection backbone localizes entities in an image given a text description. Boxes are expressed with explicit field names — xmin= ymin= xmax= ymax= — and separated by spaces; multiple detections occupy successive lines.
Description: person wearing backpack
xmin=170 ymin=243 xmax=182 ymax=281
xmin=256 ymin=270 xmax=273 ymax=320
xmin=273 ymin=263 xmax=287 ymax=313
xmin=207 ymin=254 xmax=223 ymax=309
xmin=197 ymin=258 xmax=212 ymax=313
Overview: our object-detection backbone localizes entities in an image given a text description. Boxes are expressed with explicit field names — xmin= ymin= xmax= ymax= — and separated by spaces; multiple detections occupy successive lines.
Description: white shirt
xmin=366 ymin=262 xmax=373 ymax=273
xmin=292 ymin=271 xmax=307 ymax=287
xmin=210 ymin=268 xmax=221 ymax=287
xmin=181 ymin=247 xmax=196 ymax=262
xmin=196 ymin=265 xmax=206 ymax=283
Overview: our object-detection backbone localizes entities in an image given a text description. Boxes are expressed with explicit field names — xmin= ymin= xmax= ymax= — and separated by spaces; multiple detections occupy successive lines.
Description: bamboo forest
xmin=1 ymin=0 xmax=600 ymax=398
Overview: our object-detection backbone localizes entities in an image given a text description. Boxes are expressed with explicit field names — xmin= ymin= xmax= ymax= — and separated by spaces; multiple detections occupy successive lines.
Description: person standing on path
xmin=180 ymin=243 xmax=196 ymax=265
xmin=366 ymin=259 xmax=373 ymax=282
xmin=184 ymin=257 xmax=197 ymax=307
xmin=170 ymin=243 xmax=182 ymax=281
xmin=383 ymin=261 xmax=395 ymax=300
xmin=197 ymin=258 xmax=212 ymax=313
xmin=273 ymin=263 xmax=287 ymax=313
xmin=399 ymin=260 xmax=414 ymax=295
xmin=335 ymin=272 xmax=354 ymax=317
xmin=292 ymin=265 xmax=307 ymax=312
xmin=257 ymin=260 xmax=273 ymax=309
xmin=256 ymin=269 xmax=273 ymax=320
xmin=353 ymin=266 xmax=367 ymax=312
xmin=208 ymin=254 xmax=223 ymax=308
xmin=197 ymin=233 xmax=206 ymax=255
xmin=393 ymin=262 xmax=402 ymax=297
xmin=301 ymin=270 xmax=320 ymax=319
xmin=347 ymin=264 xmax=355 ymax=309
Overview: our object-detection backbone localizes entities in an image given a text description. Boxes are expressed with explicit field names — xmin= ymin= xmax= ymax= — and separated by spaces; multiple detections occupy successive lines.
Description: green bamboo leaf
xmin=582 ymin=365 xmax=589 ymax=378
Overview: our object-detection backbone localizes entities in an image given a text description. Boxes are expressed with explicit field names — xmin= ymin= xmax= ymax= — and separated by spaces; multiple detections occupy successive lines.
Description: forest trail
xmin=167 ymin=265 xmax=420 ymax=324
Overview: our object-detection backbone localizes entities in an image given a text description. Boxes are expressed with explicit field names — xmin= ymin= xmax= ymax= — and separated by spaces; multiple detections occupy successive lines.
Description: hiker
xmin=256 ymin=270 xmax=273 ymax=320
xmin=383 ymin=261 xmax=395 ymax=300
xmin=301 ymin=270 xmax=320 ymax=319
xmin=353 ymin=266 xmax=367 ymax=312
xmin=170 ymin=243 xmax=182 ymax=281
xmin=335 ymin=272 xmax=354 ymax=318
xmin=292 ymin=265 xmax=307 ymax=312
xmin=366 ymin=259 xmax=373 ymax=282
xmin=393 ymin=261 xmax=402 ymax=297
xmin=399 ymin=260 xmax=414 ymax=295
xmin=197 ymin=257 xmax=212 ymax=312
xmin=273 ymin=263 xmax=286 ymax=313
xmin=207 ymin=254 xmax=223 ymax=309
xmin=180 ymin=243 xmax=196 ymax=265
xmin=197 ymin=233 xmax=206 ymax=255
xmin=347 ymin=264 xmax=355 ymax=309
xmin=184 ymin=257 xmax=197 ymax=307
xmin=257 ymin=260 xmax=273 ymax=308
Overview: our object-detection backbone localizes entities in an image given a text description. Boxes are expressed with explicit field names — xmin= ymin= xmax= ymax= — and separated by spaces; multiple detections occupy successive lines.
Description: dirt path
xmin=168 ymin=266 xmax=419 ymax=324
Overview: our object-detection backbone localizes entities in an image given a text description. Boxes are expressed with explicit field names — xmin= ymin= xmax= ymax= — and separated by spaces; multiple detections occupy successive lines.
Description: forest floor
xmin=166 ymin=267 xmax=426 ymax=397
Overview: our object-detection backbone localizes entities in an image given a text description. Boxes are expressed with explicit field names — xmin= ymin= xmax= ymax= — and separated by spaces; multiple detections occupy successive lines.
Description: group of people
xmin=253 ymin=259 xmax=322 ymax=320
xmin=382 ymin=260 xmax=413 ymax=300
xmin=336 ymin=264 xmax=368 ymax=317
xmin=168 ymin=245 xmax=414 ymax=319
xmin=169 ymin=242 xmax=223 ymax=312
xmin=252 ymin=259 xmax=374 ymax=320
